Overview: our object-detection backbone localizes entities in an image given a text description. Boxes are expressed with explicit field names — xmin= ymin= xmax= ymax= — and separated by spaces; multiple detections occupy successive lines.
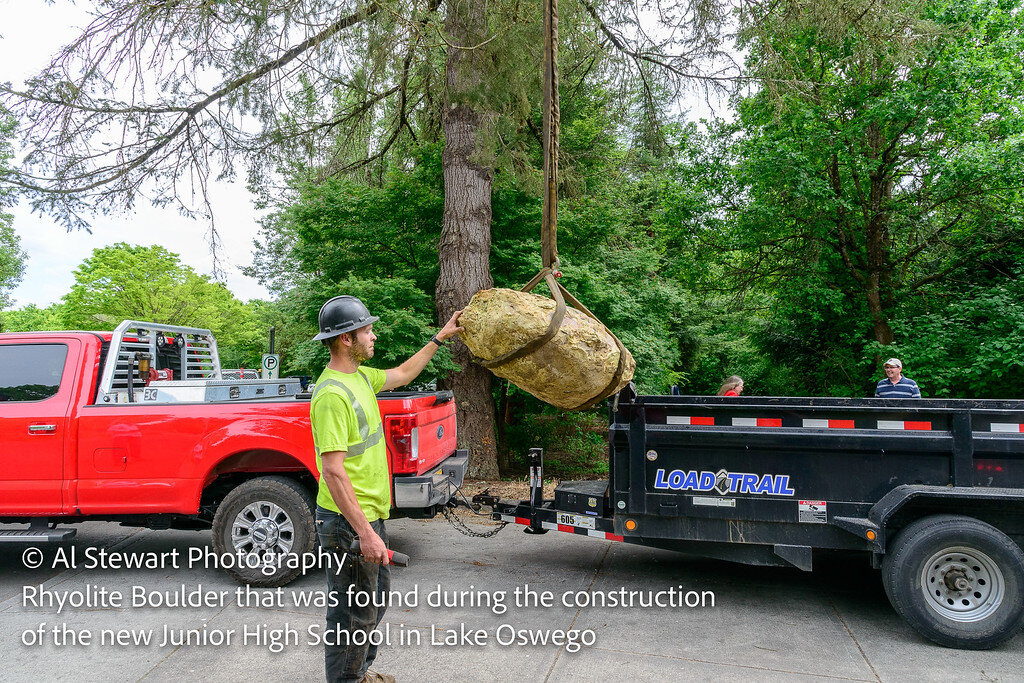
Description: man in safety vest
xmin=310 ymin=295 xmax=462 ymax=683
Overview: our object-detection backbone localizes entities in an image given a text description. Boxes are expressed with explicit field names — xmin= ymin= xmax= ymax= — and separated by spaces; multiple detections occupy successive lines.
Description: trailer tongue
xmin=486 ymin=384 xmax=1024 ymax=650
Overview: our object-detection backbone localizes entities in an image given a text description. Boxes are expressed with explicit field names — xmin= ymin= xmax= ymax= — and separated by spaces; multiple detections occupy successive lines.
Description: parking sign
xmin=261 ymin=353 xmax=280 ymax=379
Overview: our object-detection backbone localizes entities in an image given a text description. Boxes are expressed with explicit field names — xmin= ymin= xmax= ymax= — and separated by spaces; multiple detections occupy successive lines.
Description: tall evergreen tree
xmin=1 ymin=0 xmax=733 ymax=474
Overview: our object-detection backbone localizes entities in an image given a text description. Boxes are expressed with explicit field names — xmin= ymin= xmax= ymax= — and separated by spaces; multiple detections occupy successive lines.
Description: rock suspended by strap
xmin=458 ymin=287 xmax=635 ymax=410
xmin=457 ymin=0 xmax=634 ymax=410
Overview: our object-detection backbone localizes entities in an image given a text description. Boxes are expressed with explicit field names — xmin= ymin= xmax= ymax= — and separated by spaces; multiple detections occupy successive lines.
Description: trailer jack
xmin=525 ymin=448 xmax=548 ymax=534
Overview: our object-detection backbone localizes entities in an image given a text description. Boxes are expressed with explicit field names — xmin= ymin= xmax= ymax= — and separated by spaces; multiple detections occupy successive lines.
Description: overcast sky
xmin=1 ymin=0 xmax=271 ymax=308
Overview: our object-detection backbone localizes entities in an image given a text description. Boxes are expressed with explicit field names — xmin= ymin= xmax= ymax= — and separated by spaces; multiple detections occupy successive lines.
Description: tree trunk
xmin=864 ymin=133 xmax=896 ymax=348
xmin=437 ymin=0 xmax=499 ymax=479
xmin=865 ymin=273 xmax=895 ymax=345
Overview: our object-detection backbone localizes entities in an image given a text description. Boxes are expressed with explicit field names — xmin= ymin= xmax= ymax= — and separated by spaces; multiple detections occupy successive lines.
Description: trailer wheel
xmin=211 ymin=476 xmax=316 ymax=588
xmin=882 ymin=515 xmax=1024 ymax=649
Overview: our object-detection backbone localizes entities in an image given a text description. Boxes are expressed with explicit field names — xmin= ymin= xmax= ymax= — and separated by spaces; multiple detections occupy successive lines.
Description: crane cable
xmin=479 ymin=0 xmax=627 ymax=411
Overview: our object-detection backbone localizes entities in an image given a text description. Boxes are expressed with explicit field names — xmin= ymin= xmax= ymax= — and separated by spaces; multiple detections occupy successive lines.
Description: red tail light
xmin=385 ymin=414 xmax=419 ymax=474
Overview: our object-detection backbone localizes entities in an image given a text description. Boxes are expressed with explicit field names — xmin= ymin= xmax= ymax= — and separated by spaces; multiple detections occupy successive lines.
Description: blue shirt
xmin=875 ymin=376 xmax=921 ymax=398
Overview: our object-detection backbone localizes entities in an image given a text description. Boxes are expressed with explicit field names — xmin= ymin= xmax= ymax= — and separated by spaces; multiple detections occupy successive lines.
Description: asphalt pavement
xmin=1 ymin=515 xmax=1022 ymax=682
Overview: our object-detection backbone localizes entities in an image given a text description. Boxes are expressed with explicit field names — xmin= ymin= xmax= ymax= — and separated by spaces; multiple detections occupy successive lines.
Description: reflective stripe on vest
xmin=312 ymin=373 xmax=383 ymax=457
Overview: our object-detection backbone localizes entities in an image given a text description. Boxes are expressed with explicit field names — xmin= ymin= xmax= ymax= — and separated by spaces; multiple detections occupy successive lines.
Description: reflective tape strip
xmin=991 ymin=423 xmax=1024 ymax=433
xmin=311 ymin=376 xmax=381 ymax=454
xmin=732 ymin=417 xmax=783 ymax=427
xmin=803 ymin=419 xmax=855 ymax=429
xmin=312 ymin=379 xmax=366 ymax=432
xmin=501 ymin=515 xmax=531 ymax=526
xmin=502 ymin=514 xmax=620 ymax=541
xmin=346 ymin=426 xmax=383 ymax=457
xmin=877 ymin=420 xmax=932 ymax=431
xmin=667 ymin=415 xmax=715 ymax=426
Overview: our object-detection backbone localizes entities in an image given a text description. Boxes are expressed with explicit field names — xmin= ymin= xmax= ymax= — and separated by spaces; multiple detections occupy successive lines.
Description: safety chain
xmin=440 ymin=505 xmax=508 ymax=538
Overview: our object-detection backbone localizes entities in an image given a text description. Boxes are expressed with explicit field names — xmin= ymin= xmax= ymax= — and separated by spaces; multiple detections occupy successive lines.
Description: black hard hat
xmin=313 ymin=295 xmax=379 ymax=341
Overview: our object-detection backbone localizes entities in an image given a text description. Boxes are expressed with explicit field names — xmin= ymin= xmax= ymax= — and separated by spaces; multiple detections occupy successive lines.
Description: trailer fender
xmin=867 ymin=485 xmax=1024 ymax=552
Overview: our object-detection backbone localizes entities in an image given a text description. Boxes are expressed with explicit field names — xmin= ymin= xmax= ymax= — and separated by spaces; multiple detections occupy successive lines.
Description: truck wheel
xmin=211 ymin=476 xmax=316 ymax=588
xmin=882 ymin=514 xmax=1024 ymax=649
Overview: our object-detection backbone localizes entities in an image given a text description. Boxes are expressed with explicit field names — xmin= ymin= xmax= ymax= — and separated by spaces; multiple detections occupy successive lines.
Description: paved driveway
xmin=1 ymin=516 xmax=1021 ymax=682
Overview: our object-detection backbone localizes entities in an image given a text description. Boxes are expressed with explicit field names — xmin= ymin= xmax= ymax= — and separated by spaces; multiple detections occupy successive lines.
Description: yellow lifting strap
xmin=484 ymin=0 xmax=628 ymax=410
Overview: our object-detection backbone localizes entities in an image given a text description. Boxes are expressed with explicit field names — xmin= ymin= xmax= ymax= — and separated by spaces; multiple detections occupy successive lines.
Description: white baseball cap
xmin=884 ymin=358 xmax=902 ymax=368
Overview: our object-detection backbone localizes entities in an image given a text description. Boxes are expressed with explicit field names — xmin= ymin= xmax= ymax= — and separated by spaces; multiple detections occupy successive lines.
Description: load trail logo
xmin=654 ymin=468 xmax=795 ymax=496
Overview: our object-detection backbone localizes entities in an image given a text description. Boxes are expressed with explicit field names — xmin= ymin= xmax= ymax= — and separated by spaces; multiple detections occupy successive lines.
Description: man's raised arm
xmin=382 ymin=311 xmax=463 ymax=390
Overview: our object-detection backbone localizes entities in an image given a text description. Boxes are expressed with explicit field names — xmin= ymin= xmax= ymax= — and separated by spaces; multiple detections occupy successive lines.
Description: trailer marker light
xmin=866 ymin=530 xmax=876 ymax=541
xmin=625 ymin=520 xmax=637 ymax=531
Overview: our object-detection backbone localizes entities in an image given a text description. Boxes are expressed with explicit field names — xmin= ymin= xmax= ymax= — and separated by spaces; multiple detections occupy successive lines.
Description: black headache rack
xmin=491 ymin=386 xmax=1024 ymax=572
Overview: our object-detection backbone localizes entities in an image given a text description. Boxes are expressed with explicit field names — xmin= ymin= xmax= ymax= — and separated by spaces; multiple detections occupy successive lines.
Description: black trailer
xmin=488 ymin=386 xmax=1024 ymax=649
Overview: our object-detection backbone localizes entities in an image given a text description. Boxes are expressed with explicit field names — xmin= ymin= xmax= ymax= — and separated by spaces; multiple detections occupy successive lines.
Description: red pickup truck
xmin=0 ymin=321 xmax=467 ymax=585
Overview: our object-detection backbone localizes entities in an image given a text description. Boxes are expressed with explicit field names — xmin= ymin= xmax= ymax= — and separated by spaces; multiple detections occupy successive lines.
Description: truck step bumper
xmin=393 ymin=449 xmax=469 ymax=509
xmin=0 ymin=520 xmax=77 ymax=544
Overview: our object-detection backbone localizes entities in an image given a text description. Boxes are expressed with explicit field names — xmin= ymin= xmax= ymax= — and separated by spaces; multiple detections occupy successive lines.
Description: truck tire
xmin=211 ymin=476 xmax=316 ymax=588
xmin=882 ymin=514 xmax=1024 ymax=649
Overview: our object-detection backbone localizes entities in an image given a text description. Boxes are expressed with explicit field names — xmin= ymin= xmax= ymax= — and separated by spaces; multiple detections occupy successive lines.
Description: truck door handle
xmin=28 ymin=424 xmax=57 ymax=434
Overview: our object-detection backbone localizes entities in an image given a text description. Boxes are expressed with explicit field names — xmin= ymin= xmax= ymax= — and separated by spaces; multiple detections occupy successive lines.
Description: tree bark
xmin=437 ymin=0 xmax=499 ymax=479
xmin=864 ymin=124 xmax=896 ymax=347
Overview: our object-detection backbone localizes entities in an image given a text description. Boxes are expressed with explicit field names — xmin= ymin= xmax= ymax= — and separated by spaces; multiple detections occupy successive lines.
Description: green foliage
xmin=276 ymin=275 xmax=459 ymax=382
xmin=891 ymin=261 xmax=1024 ymax=399
xmin=248 ymin=144 xmax=445 ymax=296
xmin=658 ymin=0 xmax=1024 ymax=398
xmin=0 ymin=111 xmax=26 ymax=310
xmin=0 ymin=303 xmax=68 ymax=333
xmin=60 ymin=243 xmax=264 ymax=367
xmin=0 ymin=217 xmax=25 ymax=312
xmin=554 ymin=242 xmax=689 ymax=395
xmin=505 ymin=408 xmax=608 ymax=479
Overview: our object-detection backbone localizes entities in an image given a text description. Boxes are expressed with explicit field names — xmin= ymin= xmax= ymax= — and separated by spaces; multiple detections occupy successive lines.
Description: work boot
xmin=359 ymin=671 xmax=396 ymax=683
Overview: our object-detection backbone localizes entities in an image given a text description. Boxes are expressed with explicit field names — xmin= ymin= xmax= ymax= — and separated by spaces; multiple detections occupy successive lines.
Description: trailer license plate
xmin=556 ymin=512 xmax=595 ymax=529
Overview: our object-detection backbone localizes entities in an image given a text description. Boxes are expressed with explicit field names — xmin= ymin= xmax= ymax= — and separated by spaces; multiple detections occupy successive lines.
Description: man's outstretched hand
xmin=437 ymin=310 xmax=464 ymax=342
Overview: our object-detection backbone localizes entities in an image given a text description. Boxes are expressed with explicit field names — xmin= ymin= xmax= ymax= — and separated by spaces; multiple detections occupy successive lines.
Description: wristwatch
xmin=430 ymin=335 xmax=445 ymax=347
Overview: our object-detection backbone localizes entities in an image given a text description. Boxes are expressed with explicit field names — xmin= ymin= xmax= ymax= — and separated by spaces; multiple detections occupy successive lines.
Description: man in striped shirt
xmin=875 ymin=358 xmax=922 ymax=398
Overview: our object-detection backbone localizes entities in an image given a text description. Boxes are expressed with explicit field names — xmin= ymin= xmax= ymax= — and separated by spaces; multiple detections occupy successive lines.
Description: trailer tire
xmin=211 ymin=476 xmax=316 ymax=588
xmin=882 ymin=514 xmax=1024 ymax=649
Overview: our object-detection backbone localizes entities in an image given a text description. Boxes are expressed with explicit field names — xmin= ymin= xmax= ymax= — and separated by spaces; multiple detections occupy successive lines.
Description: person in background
xmin=717 ymin=375 xmax=744 ymax=396
xmin=874 ymin=358 xmax=922 ymax=398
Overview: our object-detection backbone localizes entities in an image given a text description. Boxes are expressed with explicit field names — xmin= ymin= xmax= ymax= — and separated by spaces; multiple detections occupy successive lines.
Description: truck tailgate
xmin=378 ymin=390 xmax=457 ymax=476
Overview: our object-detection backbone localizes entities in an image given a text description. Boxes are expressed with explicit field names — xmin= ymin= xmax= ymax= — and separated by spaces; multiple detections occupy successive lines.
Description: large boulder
xmin=458 ymin=288 xmax=635 ymax=409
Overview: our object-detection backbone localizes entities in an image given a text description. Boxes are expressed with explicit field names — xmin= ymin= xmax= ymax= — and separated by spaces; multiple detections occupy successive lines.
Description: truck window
xmin=0 ymin=344 xmax=69 ymax=402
